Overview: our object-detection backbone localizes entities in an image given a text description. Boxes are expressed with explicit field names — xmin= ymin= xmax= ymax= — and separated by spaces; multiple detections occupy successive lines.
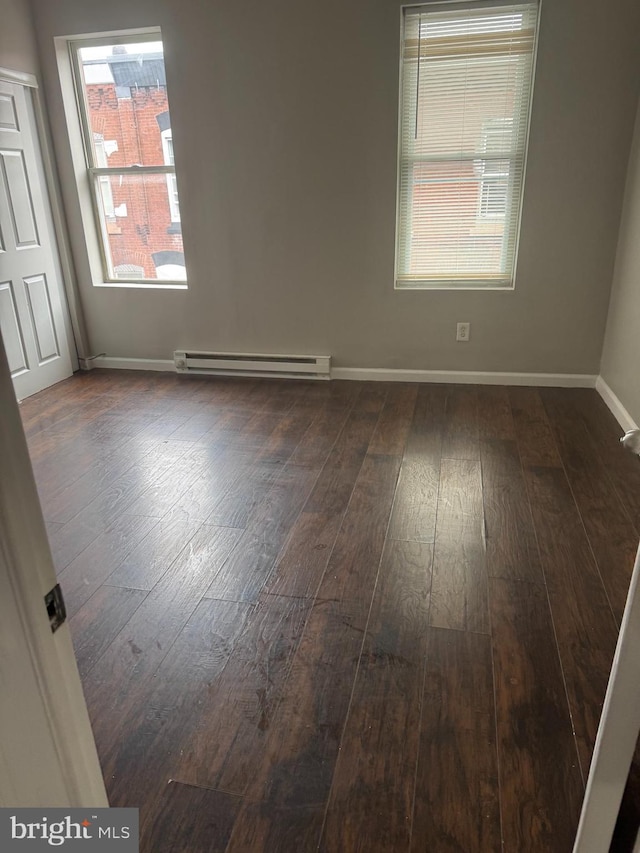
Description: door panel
xmin=1 ymin=149 xmax=40 ymax=247
xmin=0 ymin=80 xmax=72 ymax=399
xmin=0 ymin=91 xmax=19 ymax=131
xmin=24 ymin=274 xmax=59 ymax=363
xmin=0 ymin=280 xmax=27 ymax=375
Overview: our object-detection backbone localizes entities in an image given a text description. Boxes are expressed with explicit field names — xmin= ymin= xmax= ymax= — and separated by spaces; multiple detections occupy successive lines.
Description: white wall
xmin=0 ymin=0 xmax=39 ymax=75
xmin=600 ymin=101 xmax=640 ymax=425
xmin=30 ymin=0 xmax=640 ymax=373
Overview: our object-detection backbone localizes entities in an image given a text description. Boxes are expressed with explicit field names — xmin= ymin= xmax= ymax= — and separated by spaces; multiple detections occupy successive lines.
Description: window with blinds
xmin=395 ymin=1 xmax=539 ymax=289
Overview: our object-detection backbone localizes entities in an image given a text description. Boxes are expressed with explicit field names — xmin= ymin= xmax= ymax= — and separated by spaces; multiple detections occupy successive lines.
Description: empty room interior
xmin=3 ymin=0 xmax=640 ymax=850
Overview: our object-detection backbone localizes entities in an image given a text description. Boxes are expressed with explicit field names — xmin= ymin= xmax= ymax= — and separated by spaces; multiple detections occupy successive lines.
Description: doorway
xmin=0 ymin=74 xmax=74 ymax=399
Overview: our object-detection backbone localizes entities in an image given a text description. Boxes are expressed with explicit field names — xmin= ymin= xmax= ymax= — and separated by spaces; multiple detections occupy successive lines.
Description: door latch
xmin=44 ymin=584 xmax=66 ymax=633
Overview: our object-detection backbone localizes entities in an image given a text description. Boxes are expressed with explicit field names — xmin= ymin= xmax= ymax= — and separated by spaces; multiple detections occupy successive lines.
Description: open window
xmin=68 ymin=32 xmax=187 ymax=286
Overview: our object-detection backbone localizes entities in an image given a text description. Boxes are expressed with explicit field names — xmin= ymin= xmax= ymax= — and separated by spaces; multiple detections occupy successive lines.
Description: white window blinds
xmin=395 ymin=1 xmax=539 ymax=288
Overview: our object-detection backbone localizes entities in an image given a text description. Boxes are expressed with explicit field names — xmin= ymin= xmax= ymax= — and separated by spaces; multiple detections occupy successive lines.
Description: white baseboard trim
xmin=86 ymin=357 xmax=599 ymax=388
xmin=331 ymin=367 xmax=597 ymax=387
xmin=89 ymin=356 xmax=176 ymax=372
xmin=595 ymin=376 xmax=639 ymax=432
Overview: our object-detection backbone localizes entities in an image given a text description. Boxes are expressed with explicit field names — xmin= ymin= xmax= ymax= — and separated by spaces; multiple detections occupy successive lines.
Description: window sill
xmin=93 ymin=281 xmax=188 ymax=290
xmin=395 ymin=281 xmax=515 ymax=291
xmin=167 ymin=222 xmax=182 ymax=235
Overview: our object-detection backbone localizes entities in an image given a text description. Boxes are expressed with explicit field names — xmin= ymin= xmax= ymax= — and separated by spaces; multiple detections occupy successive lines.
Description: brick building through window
xmin=82 ymin=48 xmax=185 ymax=281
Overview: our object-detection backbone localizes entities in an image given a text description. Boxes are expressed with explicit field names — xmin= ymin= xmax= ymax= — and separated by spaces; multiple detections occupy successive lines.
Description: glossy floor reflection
xmin=21 ymin=371 xmax=640 ymax=852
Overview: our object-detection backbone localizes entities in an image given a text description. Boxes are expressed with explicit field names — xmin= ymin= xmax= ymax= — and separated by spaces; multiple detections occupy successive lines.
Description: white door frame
xmin=573 ymin=541 xmax=640 ymax=851
xmin=0 ymin=65 xmax=90 ymax=370
xmin=0 ymin=332 xmax=106 ymax=806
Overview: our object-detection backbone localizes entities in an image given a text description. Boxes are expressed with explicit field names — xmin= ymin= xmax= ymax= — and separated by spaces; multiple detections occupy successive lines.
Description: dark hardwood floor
xmin=20 ymin=370 xmax=640 ymax=852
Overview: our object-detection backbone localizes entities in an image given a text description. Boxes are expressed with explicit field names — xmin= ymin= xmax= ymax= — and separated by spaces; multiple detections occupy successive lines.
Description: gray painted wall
xmin=0 ymin=0 xmax=39 ymax=74
xmin=30 ymin=0 xmax=640 ymax=373
xmin=601 ymin=102 xmax=640 ymax=425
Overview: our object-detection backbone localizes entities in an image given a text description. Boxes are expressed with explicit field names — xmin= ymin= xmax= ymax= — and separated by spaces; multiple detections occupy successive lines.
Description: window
xmin=152 ymin=250 xmax=186 ymax=280
xmin=477 ymin=119 xmax=512 ymax=219
xmin=395 ymin=2 xmax=539 ymax=289
xmin=161 ymin=129 xmax=180 ymax=224
xmin=114 ymin=263 xmax=144 ymax=279
xmin=93 ymin=133 xmax=115 ymax=218
xmin=69 ymin=33 xmax=186 ymax=285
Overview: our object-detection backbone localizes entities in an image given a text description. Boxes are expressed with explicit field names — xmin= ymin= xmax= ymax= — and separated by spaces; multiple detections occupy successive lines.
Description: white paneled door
xmin=0 ymin=79 xmax=73 ymax=399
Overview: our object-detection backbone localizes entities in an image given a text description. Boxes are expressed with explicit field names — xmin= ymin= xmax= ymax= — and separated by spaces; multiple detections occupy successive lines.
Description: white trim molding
xmin=87 ymin=357 xmax=599 ymax=388
xmin=595 ymin=376 xmax=639 ymax=432
xmin=0 ymin=66 xmax=38 ymax=88
xmin=332 ymin=368 xmax=597 ymax=387
xmin=88 ymin=356 xmax=176 ymax=372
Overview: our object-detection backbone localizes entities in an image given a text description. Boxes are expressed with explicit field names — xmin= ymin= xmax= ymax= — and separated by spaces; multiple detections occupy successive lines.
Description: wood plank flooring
xmin=20 ymin=370 xmax=640 ymax=852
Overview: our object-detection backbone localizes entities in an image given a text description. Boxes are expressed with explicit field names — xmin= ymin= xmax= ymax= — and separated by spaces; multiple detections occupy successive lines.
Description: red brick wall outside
xmin=86 ymin=84 xmax=182 ymax=279
xmin=409 ymin=163 xmax=503 ymax=275
xmin=404 ymin=74 xmax=515 ymax=276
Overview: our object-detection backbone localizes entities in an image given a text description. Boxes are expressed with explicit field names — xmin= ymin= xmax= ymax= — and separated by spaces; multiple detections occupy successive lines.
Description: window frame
xmin=393 ymin=0 xmax=540 ymax=292
xmin=67 ymin=30 xmax=187 ymax=287
xmin=93 ymin=134 xmax=116 ymax=218
xmin=161 ymin=129 xmax=180 ymax=224
xmin=476 ymin=118 xmax=513 ymax=221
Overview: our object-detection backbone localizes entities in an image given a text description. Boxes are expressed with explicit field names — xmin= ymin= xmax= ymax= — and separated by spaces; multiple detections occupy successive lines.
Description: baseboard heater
xmin=174 ymin=350 xmax=331 ymax=380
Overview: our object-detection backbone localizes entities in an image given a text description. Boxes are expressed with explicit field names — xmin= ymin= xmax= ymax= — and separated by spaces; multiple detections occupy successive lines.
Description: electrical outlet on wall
xmin=456 ymin=322 xmax=471 ymax=342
